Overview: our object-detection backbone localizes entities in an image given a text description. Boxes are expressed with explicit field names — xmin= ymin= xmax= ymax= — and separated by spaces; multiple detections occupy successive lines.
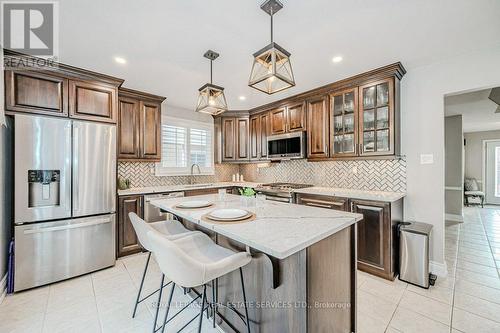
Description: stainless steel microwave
xmin=267 ymin=132 xmax=306 ymax=160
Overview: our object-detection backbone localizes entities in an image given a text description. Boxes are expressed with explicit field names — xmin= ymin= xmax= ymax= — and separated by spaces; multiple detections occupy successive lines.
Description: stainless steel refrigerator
xmin=13 ymin=114 xmax=116 ymax=292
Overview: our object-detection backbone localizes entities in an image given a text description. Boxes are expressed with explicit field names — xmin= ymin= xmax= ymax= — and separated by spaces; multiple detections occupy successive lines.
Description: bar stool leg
xmin=239 ymin=268 xmax=251 ymax=333
xmin=197 ymin=285 xmax=207 ymax=333
xmin=212 ymin=279 xmax=217 ymax=328
xmin=160 ymin=282 xmax=176 ymax=333
xmin=133 ymin=252 xmax=151 ymax=318
xmin=153 ymin=274 xmax=165 ymax=333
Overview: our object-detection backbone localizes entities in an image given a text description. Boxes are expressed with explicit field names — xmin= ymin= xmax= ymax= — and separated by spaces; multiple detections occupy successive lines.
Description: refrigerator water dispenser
xmin=28 ymin=170 xmax=60 ymax=207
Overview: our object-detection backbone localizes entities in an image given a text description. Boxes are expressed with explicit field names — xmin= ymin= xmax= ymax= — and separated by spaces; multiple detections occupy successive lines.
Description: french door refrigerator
xmin=13 ymin=114 xmax=116 ymax=292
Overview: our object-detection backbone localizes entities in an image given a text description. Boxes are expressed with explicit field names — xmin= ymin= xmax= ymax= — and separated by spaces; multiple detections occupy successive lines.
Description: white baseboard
xmin=0 ymin=274 xmax=7 ymax=305
xmin=430 ymin=260 xmax=448 ymax=277
xmin=445 ymin=213 xmax=464 ymax=222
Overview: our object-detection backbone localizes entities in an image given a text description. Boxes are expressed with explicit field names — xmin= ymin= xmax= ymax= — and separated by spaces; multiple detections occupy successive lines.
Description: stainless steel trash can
xmin=399 ymin=221 xmax=436 ymax=288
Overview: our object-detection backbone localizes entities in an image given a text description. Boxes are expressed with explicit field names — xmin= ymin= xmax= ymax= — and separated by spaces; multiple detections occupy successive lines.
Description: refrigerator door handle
xmin=65 ymin=124 xmax=72 ymax=215
xmin=73 ymin=125 xmax=79 ymax=213
xmin=23 ymin=218 xmax=112 ymax=234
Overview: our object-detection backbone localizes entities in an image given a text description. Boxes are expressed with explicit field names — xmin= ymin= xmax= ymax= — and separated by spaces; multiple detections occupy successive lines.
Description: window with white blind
xmin=155 ymin=116 xmax=214 ymax=176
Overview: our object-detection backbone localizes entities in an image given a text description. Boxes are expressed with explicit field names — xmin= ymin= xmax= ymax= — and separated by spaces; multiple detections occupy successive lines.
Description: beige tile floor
xmin=1 ymin=206 xmax=500 ymax=333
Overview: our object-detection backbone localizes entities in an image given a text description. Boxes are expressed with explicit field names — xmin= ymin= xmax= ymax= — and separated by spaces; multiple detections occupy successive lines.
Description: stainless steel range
xmin=256 ymin=183 xmax=313 ymax=203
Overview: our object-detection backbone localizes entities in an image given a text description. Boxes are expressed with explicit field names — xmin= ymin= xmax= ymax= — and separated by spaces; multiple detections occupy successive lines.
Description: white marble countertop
xmin=150 ymin=194 xmax=363 ymax=260
xmin=117 ymin=182 xmax=262 ymax=196
xmin=292 ymin=187 xmax=406 ymax=203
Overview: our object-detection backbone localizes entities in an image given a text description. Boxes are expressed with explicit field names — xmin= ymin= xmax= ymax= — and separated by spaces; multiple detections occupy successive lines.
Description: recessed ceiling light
xmin=332 ymin=56 xmax=343 ymax=63
xmin=239 ymin=96 xmax=246 ymax=101
xmin=114 ymin=57 xmax=127 ymax=64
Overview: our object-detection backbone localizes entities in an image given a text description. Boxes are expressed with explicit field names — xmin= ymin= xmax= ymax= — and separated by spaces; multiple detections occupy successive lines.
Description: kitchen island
xmin=151 ymin=194 xmax=363 ymax=333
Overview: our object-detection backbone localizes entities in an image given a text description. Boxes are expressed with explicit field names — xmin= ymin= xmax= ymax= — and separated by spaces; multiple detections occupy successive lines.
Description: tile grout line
xmin=40 ymin=286 xmax=51 ymax=333
xmin=90 ymin=273 xmax=104 ymax=333
xmin=448 ymin=210 xmax=464 ymax=333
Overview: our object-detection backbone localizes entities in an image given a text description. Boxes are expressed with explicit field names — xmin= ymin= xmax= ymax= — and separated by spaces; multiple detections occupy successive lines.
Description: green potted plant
xmin=238 ymin=187 xmax=256 ymax=206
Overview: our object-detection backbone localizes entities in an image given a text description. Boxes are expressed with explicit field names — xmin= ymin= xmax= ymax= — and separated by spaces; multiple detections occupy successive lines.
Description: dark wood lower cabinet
xmin=351 ymin=199 xmax=402 ymax=280
xmin=117 ymin=195 xmax=143 ymax=258
xmin=296 ymin=193 xmax=403 ymax=280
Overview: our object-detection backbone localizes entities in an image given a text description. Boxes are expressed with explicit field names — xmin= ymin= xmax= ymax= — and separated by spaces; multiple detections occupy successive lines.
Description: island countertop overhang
xmin=150 ymin=194 xmax=363 ymax=260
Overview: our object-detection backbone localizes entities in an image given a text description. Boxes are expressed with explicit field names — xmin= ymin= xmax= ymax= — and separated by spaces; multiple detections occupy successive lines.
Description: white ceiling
xmin=58 ymin=0 xmax=500 ymax=111
xmin=445 ymin=89 xmax=500 ymax=133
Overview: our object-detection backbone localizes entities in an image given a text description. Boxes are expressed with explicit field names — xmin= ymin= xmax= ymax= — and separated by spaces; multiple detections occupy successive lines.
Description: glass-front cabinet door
xmin=359 ymin=78 xmax=394 ymax=156
xmin=330 ymin=88 xmax=358 ymax=157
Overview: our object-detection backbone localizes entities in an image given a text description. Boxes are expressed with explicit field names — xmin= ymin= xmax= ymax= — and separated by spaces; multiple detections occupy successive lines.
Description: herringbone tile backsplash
xmin=118 ymin=163 xmax=239 ymax=187
xmin=239 ymin=159 xmax=406 ymax=192
xmin=119 ymin=158 xmax=406 ymax=192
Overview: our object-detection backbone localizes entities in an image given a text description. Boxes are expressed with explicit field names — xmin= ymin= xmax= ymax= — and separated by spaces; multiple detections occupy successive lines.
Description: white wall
xmin=163 ymin=104 xmax=214 ymax=124
xmin=402 ymin=44 xmax=500 ymax=275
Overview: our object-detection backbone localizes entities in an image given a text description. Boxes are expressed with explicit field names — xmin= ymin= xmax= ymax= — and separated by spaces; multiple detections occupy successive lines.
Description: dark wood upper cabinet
xmin=140 ymin=101 xmax=162 ymax=160
xmin=307 ymin=96 xmax=330 ymax=159
xmin=118 ymin=88 xmax=165 ymax=162
xmin=250 ymin=115 xmax=261 ymax=160
xmin=4 ymin=50 xmax=124 ymax=122
xmin=5 ymin=70 xmax=68 ymax=116
xmin=221 ymin=115 xmax=250 ymax=162
xmin=117 ymin=195 xmax=143 ymax=258
xmin=358 ymin=78 xmax=396 ymax=156
xmin=236 ymin=118 xmax=249 ymax=159
xmin=330 ymin=88 xmax=359 ymax=158
xmin=118 ymin=97 xmax=140 ymax=159
xmin=260 ymin=112 xmax=271 ymax=159
xmin=69 ymin=80 xmax=117 ymax=123
xmin=222 ymin=118 xmax=236 ymax=161
xmin=286 ymin=102 xmax=306 ymax=132
xmin=270 ymin=108 xmax=287 ymax=135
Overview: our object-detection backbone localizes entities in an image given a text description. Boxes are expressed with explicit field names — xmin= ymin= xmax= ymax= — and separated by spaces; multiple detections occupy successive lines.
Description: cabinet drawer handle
xmin=305 ymin=202 xmax=331 ymax=209
xmin=301 ymin=198 xmax=343 ymax=206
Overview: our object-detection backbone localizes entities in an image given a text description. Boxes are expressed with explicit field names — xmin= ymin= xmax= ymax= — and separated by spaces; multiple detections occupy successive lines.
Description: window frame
xmin=155 ymin=116 xmax=215 ymax=176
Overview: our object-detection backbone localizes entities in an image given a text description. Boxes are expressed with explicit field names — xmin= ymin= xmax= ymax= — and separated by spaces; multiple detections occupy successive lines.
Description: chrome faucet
xmin=190 ymin=163 xmax=201 ymax=184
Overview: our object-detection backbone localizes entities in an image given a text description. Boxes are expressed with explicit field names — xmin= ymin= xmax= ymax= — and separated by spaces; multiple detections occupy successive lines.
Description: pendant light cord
xmin=270 ymin=8 xmax=274 ymax=43
xmin=210 ymin=59 xmax=213 ymax=84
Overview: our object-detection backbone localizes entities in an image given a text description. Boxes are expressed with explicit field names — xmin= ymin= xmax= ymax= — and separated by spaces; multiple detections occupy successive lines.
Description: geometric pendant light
xmin=195 ymin=50 xmax=228 ymax=116
xmin=248 ymin=0 xmax=295 ymax=94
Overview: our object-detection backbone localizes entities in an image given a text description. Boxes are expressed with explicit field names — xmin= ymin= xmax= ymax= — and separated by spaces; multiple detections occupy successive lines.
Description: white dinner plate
xmin=207 ymin=209 xmax=250 ymax=221
xmin=176 ymin=200 xmax=213 ymax=209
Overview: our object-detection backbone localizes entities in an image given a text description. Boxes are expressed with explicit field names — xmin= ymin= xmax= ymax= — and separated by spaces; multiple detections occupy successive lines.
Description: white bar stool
xmin=128 ymin=213 xmax=198 ymax=329
xmin=147 ymin=228 xmax=252 ymax=333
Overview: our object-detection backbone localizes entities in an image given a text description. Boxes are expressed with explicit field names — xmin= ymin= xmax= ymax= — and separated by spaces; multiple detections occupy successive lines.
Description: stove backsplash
xmin=118 ymin=162 xmax=239 ymax=188
xmin=119 ymin=158 xmax=406 ymax=193
xmin=239 ymin=158 xmax=406 ymax=192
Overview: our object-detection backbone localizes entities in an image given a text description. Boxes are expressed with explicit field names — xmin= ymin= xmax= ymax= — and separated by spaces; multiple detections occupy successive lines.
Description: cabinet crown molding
xmin=119 ymin=87 xmax=166 ymax=103
xmin=4 ymin=49 xmax=124 ymax=87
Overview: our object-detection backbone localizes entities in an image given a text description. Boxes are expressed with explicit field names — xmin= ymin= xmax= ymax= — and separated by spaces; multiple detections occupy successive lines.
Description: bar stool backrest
xmin=147 ymin=228 xmax=206 ymax=288
xmin=129 ymin=212 xmax=157 ymax=252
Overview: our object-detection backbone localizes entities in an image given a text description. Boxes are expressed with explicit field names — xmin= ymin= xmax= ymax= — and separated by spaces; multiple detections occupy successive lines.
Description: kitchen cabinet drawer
xmin=117 ymin=195 xmax=143 ymax=258
xmin=296 ymin=193 xmax=348 ymax=211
